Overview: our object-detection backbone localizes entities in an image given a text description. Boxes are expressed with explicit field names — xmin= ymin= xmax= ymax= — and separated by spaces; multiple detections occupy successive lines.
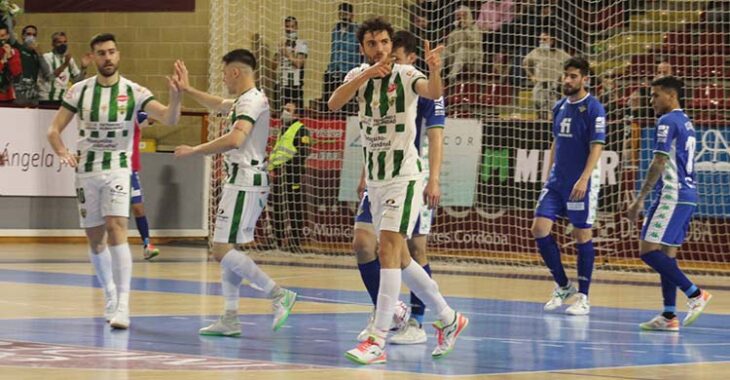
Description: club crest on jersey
xmin=579 ymin=106 xmax=587 ymax=112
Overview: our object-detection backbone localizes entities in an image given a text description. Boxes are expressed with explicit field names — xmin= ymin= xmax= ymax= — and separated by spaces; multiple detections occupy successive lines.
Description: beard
xmin=562 ymin=84 xmax=581 ymax=96
xmin=97 ymin=62 xmax=118 ymax=78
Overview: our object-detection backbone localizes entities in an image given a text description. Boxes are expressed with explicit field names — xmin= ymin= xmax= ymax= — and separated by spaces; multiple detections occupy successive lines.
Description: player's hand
xmin=58 ymin=149 xmax=78 ymax=168
xmin=174 ymin=145 xmax=196 ymax=158
xmin=627 ymin=199 xmax=643 ymax=224
xmin=356 ymin=175 xmax=366 ymax=200
xmin=569 ymin=177 xmax=588 ymax=201
xmin=80 ymin=52 xmax=93 ymax=69
xmin=2 ymin=43 xmax=11 ymax=59
xmin=63 ymin=53 xmax=72 ymax=65
xmin=424 ymin=178 xmax=441 ymax=209
xmin=424 ymin=40 xmax=445 ymax=74
xmin=364 ymin=53 xmax=393 ymax=79
xmin=173 ymin=60 xmax=191 ymax=92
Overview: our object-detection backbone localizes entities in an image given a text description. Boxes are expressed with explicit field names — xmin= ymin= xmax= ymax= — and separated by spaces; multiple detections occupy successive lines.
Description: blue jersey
xmin=546 ymin=94 xmax=607 ymax=193
xmin=653 ymin=109 xmax=698 ymax=203
xmin=415 ymin=96 xmax=446 ymax=152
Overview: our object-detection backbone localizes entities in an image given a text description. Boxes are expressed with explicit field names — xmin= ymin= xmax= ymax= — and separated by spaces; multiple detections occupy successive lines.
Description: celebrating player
xmin=628 ymin=76 xmax=712 ymax=331
xmin=329 ymin=17 xmax=467 ymax=365
xmin=47 ymin=33 xmax=182 ymax=329
xmin=353 ymin=30 xmax=445 ymax=345
xmin=172 ymin=50 xmax=297 ymax=337
xmin=531 ymin=56 xmax=606 ymax=316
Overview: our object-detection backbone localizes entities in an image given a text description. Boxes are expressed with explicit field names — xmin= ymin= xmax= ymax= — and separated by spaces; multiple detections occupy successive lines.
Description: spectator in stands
xmin=268 ymin=102 xmax=311 ymax=253
xmin=476 ymin=0 xmax=515 ymax=33
xmin=445 ymin=6 xmax=483 ymax=81
xmin=629 ymin=61 xmax=673 ymax=122
xmin=38 ymin=32 xmax=90 ymax=107
xmin=0 ymin=24 xmax=21 ymax=105
xmin=322 ymin=3 xmax=359 ymax=109
xmin=273 ymin=16 xmax=308 ymax=111
xmin=522 ymin=31 xmax=570 ymax=120
xmin=11 ymin=25 xmax=41 ymax=105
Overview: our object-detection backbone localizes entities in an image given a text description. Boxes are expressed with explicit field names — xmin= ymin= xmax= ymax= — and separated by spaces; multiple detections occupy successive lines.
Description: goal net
xmin=208 ymin=0 xmax=730 ymax=274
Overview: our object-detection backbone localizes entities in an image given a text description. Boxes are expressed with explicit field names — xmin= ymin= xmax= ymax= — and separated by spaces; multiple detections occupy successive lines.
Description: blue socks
xmin=576 ymin=241 xmax=595 ymax=295
xmin=661 ymin=259 xmax=678 ymax=314
xmin=410 ymin=263 xmax=431 ymax=325
xmin=641 ymin=250 xmax=697 ymax=297
xmin=536 ymin=235 xmax=568 ymax=287
xmin=135 ymin=216 xmax=150 ymax=246
xmin=358 ymin=258 xmax=381 ymax=306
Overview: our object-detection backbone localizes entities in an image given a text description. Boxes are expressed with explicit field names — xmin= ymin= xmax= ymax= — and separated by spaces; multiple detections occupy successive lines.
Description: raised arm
xmin=328 ymin=55 xmax=392 ymax=111
xmin=143 ymin=69 xmax=182 ymax=126
xmin=414 ymin=41 xmax=445 ymax=100
xmin=173 ymin=59 xmax=233 ymax=114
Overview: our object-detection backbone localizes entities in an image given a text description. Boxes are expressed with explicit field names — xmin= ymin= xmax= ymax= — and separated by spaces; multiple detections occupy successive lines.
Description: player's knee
xmin=352 ymin=229 xmax=377 ymax=264
xmin=407 ymin=238 xmax=428 ymax=265
xmin=572 ymin=228 xmax=592 ymax=244
xmin=531 ymin=222 xmax=550 ymax=239
xmin=211 ymin=243 xmax=233 ymax=262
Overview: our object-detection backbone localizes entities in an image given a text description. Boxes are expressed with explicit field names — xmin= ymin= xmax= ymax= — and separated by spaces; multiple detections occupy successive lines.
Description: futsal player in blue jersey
xmin=532 ymin=56 xmax=606 ymax=316
xmin=353 ymin=30 xmax=446 ymax=345
xmin=628 ymin=76 xmax=712 ymax=331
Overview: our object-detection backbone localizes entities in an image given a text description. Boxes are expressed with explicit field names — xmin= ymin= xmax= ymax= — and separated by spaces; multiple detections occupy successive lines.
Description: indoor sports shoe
xmin=390 ymin=318 xmax=427 ymax=345
xmin=683 ymin=289 xmax=712 ymax=327
xmin=143 ymin=243 xmax=160 ymax=261
xmin=432 ymin=311 xmax=469 ymax=358
xmin=109 ymin=306 xmax=130 ymax=330
xmin=104 ymin=292 xmax=118 ymax=322
xmin=272 ymin=288 xmax=297 ymax=331
xmin=639 ymin=315 xmax=680 ymax=331
xmin=565 ymin=293 xmax=590 ymax=316
xmin=199 ymin=312 xmax=241 ymax=337
xmin=345 ymin=335 xmax=387 ymax=365
xmin=357 ymin=310 xmax=376 ymax=342
xmin=544 ymin=283 xmax=578 ymax=311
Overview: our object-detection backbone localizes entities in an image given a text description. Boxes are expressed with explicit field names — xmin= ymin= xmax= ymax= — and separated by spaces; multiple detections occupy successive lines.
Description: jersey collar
xmin=566 ymin=93 xmax=590 ymax=104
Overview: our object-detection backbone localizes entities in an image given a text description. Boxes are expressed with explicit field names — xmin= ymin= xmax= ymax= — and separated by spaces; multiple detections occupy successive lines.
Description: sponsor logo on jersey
xmin=657 ymin=124 xmax=669 ymax=143
xmin=567 ymin=202 xmax=585 ymax=211
xmin=117 ymin=95 xmax=128 ymax=102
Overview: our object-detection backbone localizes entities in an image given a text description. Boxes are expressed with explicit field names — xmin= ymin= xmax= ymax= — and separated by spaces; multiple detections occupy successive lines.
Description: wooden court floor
xmin=0 ymin=243 xmax=728 ymax=379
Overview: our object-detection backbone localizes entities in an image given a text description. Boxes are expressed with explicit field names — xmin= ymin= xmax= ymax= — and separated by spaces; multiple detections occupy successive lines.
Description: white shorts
xmin=367 ymin=178 xmax=423 ymax=239
xmin=75 ymin=170 xmax=131 ymax=228
xmin=213 ymin=185 xmax=268 ymax=244
xmin=355 ymin=184 xmax=433 ymax=236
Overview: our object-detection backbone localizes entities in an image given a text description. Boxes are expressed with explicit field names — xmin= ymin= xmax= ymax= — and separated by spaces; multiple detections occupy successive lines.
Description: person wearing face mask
xmin=273 ymin=16 xmax=308 ymax=111
xmin=0 ymin=23 xmax=22 ymax=104
xmin=322 ymin=3 xmax=360 ymax=111
xmin=522 ymin=30 xmax=570 ymax=120
xmin=38 ymin=31 xmax=91 ymax=107
xmin=10 ymin=25 xmax=41 ymax=105
xmin=268 ymin=102 xmax=311 ymax=253
xmin=444 ymin=6 xmax=483 ymax=81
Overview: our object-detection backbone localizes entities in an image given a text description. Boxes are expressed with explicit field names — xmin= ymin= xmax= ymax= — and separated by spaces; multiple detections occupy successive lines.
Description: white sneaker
xmin=272 ymin=288 xmax=297 ymax=331
xmin=390 ymin=318 xmax=427 ymax=345
xmin=109 ymin=306 xmax=130 ymax=329
xmin=199 ymin=312 xmax=241 ymax=337
xmin=565 ymin=293 xmax=590 ymax=316
xmin=356 ymin=300 xmax=410 ymax=342
xmin=544 ymin=283 xmax=578 ymax=311
xmin=345 ymin=335 xmax=387 ymax=365
xmin=432 ymin=311 xmax=469 ymax=358
xmin=104 ymin=292 xmax=117 ymax=322
xmin=639 ymin=315 xmax=680 ymax=331
xmin=683 ymin=289 xmax=712 ymax=327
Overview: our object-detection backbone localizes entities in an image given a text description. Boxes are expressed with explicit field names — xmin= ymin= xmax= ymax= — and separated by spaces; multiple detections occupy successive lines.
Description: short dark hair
xmin=284 ymin=16 xmax=297 ymax=25
xmin=339 ymin=3 xmax=353 ymax=13
xmin=22 ymin=25 xmax=38 ymax=35
xmin=222 ymin=49 xmax=257 ymax=70
xmin=563 ymin=56 xmax=591 ymax=76
xmin=651 ymin=75 xmax=685 ymax=103
xmin=357 ymin=16 xmax=394 ymax=45
xmin=392 ymin=30 xmax=418 ymax=55
xmin=89 ymin=33 xmax=116 ymax=50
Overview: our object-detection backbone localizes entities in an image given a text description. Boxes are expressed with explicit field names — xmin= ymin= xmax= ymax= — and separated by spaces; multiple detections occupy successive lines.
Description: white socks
xmin=109 ymin=243 xmax=133 ymax=310
xmin=220 ymin=249 xmax=276 ymax=296
xmin=221 ymin=267 xmax=242 ymax=312
xmin=89 ymin=247 xmax=116 ymax=297
xmin=374 ymin=268 xmax=401 ymax=336
xmin=401 ymin=260 xmax=455 ymax=323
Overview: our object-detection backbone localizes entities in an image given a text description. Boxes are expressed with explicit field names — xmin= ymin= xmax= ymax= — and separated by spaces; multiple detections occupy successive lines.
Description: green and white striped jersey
xmin=223 ymin=87 xmax=270 ymax=189
xmin=62 ymin=75 xmax=155 ymax=176
xmin=39 ymin=52 xmax=83 ymax=101
xmin=345 ymin=63 xmax=427 ymax=183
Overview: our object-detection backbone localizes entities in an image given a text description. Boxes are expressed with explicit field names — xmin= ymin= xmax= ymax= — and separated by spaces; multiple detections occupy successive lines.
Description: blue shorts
xmin=534 ymin=184 xmax=599 ymax=229
xmin=130 ymin=171 xmax=144 ymax=205
xmin=355 ymin=190 xmax=433 ymax=236
xmin=640 ymin=197 xmax=695 ymax=247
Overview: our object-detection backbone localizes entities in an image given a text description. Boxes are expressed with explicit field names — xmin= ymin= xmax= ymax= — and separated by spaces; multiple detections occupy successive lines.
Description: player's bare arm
xmin=328 ymin=54 xmax=392 ymax=111
xmin=627 ymin=153 xmax=668 ymax=222
xmin=414 ymin=41 xmax=444 ymax=100
xmin=175 ymin=120 xmax=253 ymax=158
xmin=424 ymin=127 xmax=444 ymax=209
xmin=143 ymin=64 xmax=182 ymax=125
xmin=570 ymin=143 xmax=603 ymax=201
xmin=174 ymin=59 xmax=234 ymax=113
xmin=47 ymin=107 xmax=79 ymax=168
